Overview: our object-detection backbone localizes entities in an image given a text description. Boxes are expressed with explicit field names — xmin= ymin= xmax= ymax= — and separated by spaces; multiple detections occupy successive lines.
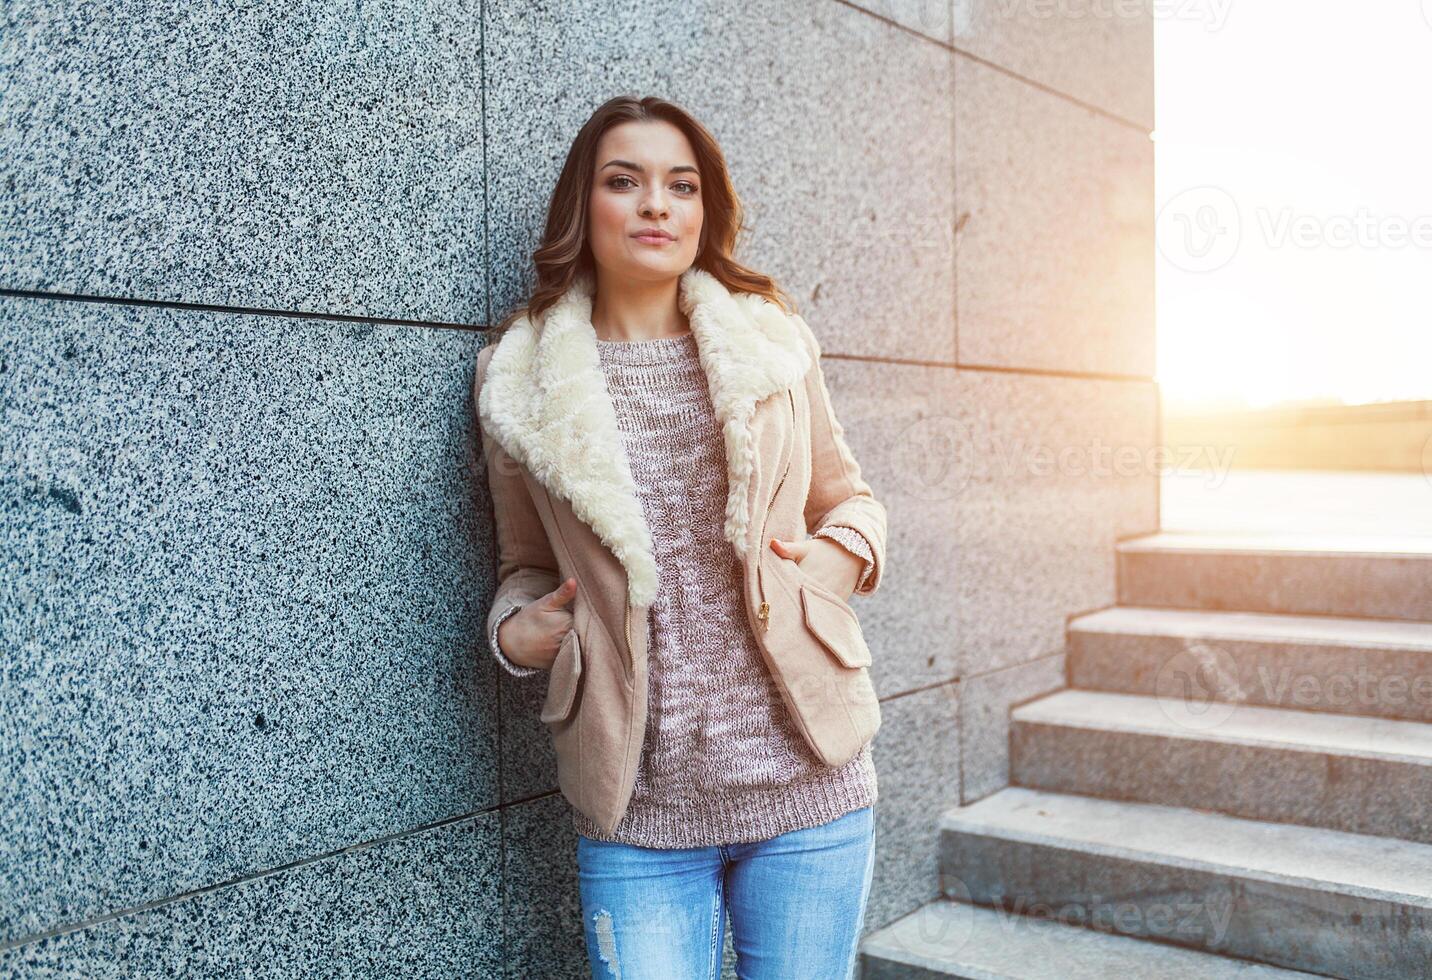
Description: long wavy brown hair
xmin=489 ymin=95 xmax=796 ymax=336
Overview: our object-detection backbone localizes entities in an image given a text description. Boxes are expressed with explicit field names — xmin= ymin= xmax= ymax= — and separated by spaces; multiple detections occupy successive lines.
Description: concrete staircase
xmin=861 ymin=531 xmax=1432 ymax=979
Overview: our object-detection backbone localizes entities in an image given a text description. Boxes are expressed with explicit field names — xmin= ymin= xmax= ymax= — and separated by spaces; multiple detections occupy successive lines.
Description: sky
xmin=1154 ymin=0 xmax=1432 ymax=412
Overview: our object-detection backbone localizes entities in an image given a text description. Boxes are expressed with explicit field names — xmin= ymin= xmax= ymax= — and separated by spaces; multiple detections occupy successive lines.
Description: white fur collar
xmin=478 ymin=266 xmax=812 ymax=608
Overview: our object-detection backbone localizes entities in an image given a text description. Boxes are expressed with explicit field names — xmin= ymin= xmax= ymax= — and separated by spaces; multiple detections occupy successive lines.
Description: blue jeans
xmin=576 ymin=804 xmax=876 ymax=979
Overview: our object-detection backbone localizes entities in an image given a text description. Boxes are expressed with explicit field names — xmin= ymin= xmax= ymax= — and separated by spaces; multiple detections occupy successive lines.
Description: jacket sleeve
xmin=792 ymin=314 xmax=888 ymax=597
xmin=474 ymin=343 xmax=560 ymax=676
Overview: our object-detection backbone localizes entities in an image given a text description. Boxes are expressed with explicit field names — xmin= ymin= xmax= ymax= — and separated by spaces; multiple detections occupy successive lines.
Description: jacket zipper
xmin=755 ymin=388 xmax=797 ymax=633
xmin=623 ymin=602 xmax=632 ymax=676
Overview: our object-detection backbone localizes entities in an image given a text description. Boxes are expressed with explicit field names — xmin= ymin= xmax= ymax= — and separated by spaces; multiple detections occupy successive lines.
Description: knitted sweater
xmin=487 ymin=330 xmax=878 ymax=847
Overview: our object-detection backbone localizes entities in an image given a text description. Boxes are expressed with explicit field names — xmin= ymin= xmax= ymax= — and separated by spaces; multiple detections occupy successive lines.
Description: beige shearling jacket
xmin=473 ymin=265 xmax=887 ymax=836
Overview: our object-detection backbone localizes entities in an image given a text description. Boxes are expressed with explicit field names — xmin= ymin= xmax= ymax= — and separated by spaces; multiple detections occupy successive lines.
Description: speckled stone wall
xmin=1 ymin=0 xmax=1153 ymax=976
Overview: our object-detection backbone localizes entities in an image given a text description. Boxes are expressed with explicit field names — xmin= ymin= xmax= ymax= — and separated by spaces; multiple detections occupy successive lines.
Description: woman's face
xmin=587 ymin=119 xmax=703 ymax=284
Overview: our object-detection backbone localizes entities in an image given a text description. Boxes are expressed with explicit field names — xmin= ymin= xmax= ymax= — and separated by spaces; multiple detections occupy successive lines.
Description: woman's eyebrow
xmin=599 ymin=159 xmax=700 ymax=176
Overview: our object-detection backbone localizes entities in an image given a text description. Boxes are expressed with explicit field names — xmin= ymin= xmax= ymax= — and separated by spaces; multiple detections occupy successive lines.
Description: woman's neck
xmin=590 ymin=271 xmax=691 ymax=342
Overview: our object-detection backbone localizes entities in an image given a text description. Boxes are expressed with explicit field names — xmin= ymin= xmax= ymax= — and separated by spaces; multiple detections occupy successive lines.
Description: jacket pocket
xmin=798 ymin=582 xmax=873 ymax=669
xmin=540 ymin=628 xmax=583 ymax=724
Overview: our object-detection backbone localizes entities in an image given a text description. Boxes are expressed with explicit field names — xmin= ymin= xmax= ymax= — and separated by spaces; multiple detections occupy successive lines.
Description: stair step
xmin=859 ymin=898 xmax=1316 ymax=979
xmin=1010 ymin=689 xmax=1432 ymax=842
xmin=1116 ymin=531 xmax=1432 ymax=621
xmin=939 ymin=787 xmax=1432 ymax=977
xmin=1067 ymin=605 xmax=1432 ymax=723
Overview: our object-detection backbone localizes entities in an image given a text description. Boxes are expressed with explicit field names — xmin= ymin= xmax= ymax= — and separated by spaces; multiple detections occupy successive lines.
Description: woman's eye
xmin=609 ymin=175 xmax=636 ymax=189
xmin=674 ymin=181 xmax=697 ymax=194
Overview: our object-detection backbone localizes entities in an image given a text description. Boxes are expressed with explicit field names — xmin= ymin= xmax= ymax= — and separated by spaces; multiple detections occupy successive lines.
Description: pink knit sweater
xmin=489 ymin=330 xmax=877 ymax=847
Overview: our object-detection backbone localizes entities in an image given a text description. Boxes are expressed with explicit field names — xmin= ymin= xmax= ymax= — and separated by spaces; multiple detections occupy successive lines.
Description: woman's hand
xmin=769 ymin=536 xmax=863 ymax=601
xmin=497 ymin=577 xmax=578 ymax=671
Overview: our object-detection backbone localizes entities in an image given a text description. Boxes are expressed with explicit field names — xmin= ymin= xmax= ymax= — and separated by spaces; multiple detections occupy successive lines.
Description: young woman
xmin=474 ymin=95 xmax=888 ymax=979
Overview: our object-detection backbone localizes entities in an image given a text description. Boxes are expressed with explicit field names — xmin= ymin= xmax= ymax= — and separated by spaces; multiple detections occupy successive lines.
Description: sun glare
xmin=1155 ymin=2 xmax=1432 ymax=415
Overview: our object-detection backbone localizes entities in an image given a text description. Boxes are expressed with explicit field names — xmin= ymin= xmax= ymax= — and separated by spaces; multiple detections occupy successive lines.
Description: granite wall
xmin=1 ymin=1 xmax=1154 ymax=975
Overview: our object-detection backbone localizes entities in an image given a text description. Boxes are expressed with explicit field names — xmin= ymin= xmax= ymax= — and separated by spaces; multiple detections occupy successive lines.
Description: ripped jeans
xmin=576 ymin=805 xmax=876 ymax=980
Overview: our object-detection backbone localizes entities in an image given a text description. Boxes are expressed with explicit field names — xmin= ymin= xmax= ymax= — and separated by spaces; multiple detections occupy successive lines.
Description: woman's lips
xmin=633 ymin=234 xmax=675 ymax=245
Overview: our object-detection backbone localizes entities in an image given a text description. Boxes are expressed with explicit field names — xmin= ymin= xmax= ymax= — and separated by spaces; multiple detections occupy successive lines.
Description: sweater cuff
xmin=814 ymin=525 xmax=875 ymax=592
xmin=490 ymin=603 xmax=542 ymax=677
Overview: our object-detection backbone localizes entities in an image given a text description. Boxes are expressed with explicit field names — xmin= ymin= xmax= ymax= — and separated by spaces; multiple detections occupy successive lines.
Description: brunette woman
xmin=475 ymin=94 xmax=888 ymax=980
